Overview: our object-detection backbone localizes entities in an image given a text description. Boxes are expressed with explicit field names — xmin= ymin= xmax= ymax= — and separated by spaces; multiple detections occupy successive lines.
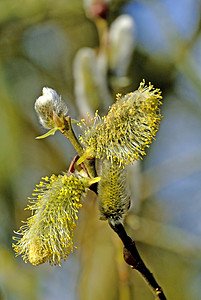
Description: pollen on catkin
xmin=98 ymin=160 xmax=130 ymax=221
xmin=79 ymin=80 xmax=162 ymax=165
xmin=13 ymin=173 xmax=89 ymax=266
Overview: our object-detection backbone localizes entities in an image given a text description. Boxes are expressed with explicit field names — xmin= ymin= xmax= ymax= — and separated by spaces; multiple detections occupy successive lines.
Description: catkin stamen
xmin=98 ymin=160 xmax=130 ymax=221
xmin=79 ymin=81 xmax=162 ymax=165
xmin=13 ymin=173 xmax=89 ymax=266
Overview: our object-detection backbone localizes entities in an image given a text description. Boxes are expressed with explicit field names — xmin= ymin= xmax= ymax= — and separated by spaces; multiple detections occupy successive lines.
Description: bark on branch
xmin=109 ymin=219 xmax=167 ymax=300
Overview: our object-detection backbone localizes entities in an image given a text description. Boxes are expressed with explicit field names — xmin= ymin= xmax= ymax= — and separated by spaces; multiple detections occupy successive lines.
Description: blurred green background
xmin=0 ymin=0 xmax=201 ymax=299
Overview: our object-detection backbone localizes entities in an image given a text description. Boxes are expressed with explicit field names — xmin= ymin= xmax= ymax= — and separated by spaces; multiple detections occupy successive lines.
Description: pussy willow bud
xmin=13 ymin=173 xmax=97 ymax=266
xmin=98 ymin=160 xmax=130 ymax=221
xmin=109 ymin=15 xmax=135 ymax=77
xmin=73 ymin=48 xmax=113 ymax=115
xmin=79 ymin=80 xmax=162 ymax=165
xmin=34 ymin=87 xmax=68 ymax=138
xmin=73 ymin=48 xmax=102 ymax=114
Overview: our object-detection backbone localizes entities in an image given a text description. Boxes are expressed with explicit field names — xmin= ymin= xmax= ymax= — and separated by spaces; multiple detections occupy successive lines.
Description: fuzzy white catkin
xmin=73 ymin=48 xmax=101 ymax=115
xmin=109 ymin=15 xmax=136 ymax=77
xmin=35 ymin=87 xmax=68 ymax=129
xmin=73 ymin=48 xmax=113 ymax=115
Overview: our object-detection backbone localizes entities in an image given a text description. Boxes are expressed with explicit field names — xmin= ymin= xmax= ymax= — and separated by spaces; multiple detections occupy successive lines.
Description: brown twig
xmin=109 ymin=219 xmax=167 ymax=300
xmin=68 ymin=154 xmax=90 ymax=176
xmin=68 ymin=155 xmax=98 ymax=194
xmin=61 ymin=116 xmax=96 ymax=179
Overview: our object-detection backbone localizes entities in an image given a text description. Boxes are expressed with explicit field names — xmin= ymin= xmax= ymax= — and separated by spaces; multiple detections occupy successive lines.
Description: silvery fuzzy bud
xmin=73 ymin=48 xmax=100 ymax=115
xmin=73 ymin=48 xmax=112 ymax=115
xmin=109 ymin=15 xmax=136 ymax=77
xmin=35 ymin=87 xmax=68 ymax=130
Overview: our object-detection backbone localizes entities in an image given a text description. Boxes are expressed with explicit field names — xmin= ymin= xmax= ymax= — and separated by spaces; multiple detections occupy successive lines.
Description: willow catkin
xmin=35 ymin=87 xmax=68 ymax=130
xmin=98 ymin=160 xmax=130 ymax=221
xmin=79 ymin=80 xmax=162 ymax=165
xmin=13 ymin=173 xmax=90 ymax=266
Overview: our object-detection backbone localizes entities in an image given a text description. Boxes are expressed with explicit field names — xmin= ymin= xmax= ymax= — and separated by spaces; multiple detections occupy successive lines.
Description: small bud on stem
xmin=35 ymin=87 xmax=68 ymax=138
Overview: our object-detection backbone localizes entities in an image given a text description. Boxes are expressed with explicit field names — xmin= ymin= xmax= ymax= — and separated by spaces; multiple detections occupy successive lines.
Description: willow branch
xmin=109 ymin=219 xmax=167 ymax=300
xmin=64 ymin=119 xmax=167 ymax=298
xmin=61 ymin=116 xmax=96 ymax=179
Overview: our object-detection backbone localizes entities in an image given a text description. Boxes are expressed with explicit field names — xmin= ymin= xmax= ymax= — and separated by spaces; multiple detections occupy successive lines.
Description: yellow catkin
xmin=79 ymin=81 xmax=162 ymax=165
xmin=98 ymin=160 xmax=130 ymax=221
xmin=28 ymin=238 xmax=48 ymax=265
xmin=13 ymin=173 xmax=89 ymax=266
